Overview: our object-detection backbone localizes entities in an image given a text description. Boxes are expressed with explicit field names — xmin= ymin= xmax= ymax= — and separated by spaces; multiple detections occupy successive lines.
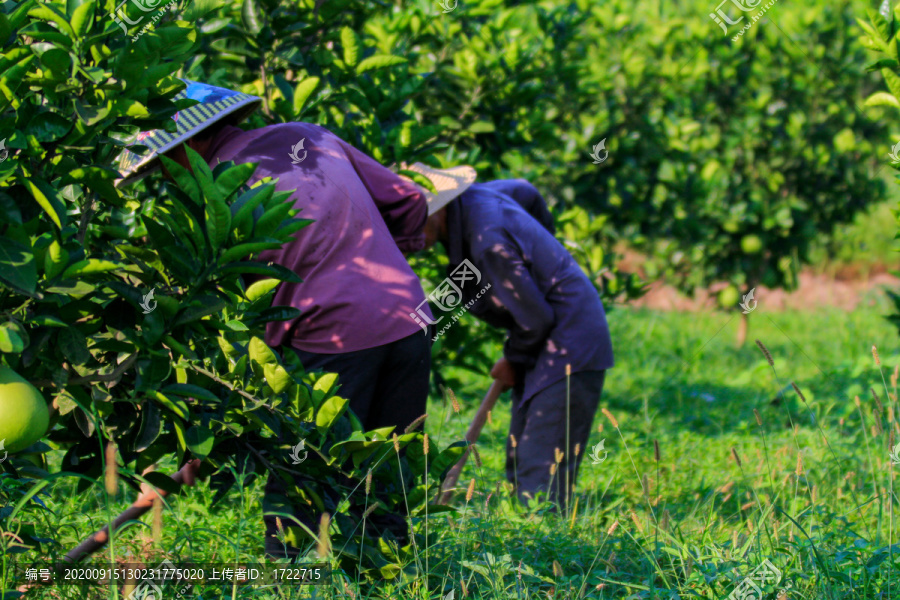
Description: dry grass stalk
xmin=510 ymin=434 xmax=518 ymax=448
xmin=392 ymin=433 xmax=400 ymax=453
xmin=756 ymin=340 xmax=774 ymax=366
xmin=873 ymin=345 xmax=881 ymax=367
xmin=731 ymin=447 xmax=742 ymax=468
xmin=601 ymin=408 xmax=619 ymax=429
xmin=470 ymin=444 xmax=482 ymax=468
xmin=317 ymin=513 xmax=331 ymax=558
xmin=466 ymin=478 xmax=476 ymax=502
xmin=791 ymin=382 xmax=807 ymax=403
xmin=404 ymin=413 xmax=428 ymax=434
xmin=754 ymin=409 xmax=763 ymax=426
xmin=873 ymin=388 xmax=884 ymax=414
xmin=654 ymin=440 xmax=661 ymax=462
xmin=105 ymin=443 xmax=118 ymax=496
xmin=574 ymin=443 xmax=581 ymax=457
xmin=365 ymin=470 xmax=372 ymax=496
xmin=424 ymin=433 xmax=429 ymax=455
xmin=449 ymin=389 xmax=461 ymax=413
xmin=152 ymin=496 xmax=163 ymax=545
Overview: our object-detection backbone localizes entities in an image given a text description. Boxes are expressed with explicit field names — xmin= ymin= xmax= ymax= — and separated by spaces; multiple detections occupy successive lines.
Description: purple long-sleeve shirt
xmin=445 ymin=183 xmax=614 ymax=404
xmin=203 ymin=123 xmax=433 ymax=353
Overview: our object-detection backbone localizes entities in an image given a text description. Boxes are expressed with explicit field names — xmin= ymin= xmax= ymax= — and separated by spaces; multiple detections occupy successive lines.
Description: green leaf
xmin=864 ymin=91 xmax=900 ymax=107
xmin=248 ymin=336 xmax=278 ymax=370
xmin=61 ymin=259 xmax=124 ymax=278
xmin=245 ymin=278 xmax=280 ymax=302
xmin=214 ymin=162 xmax=257 ymax=200
xmin=883 ymin=68 xmax=900 ymax=100
xmin=264 ymin=363 xmax=292 ymax=393
xmin=185 ymin=426 xmax=215 ymax=460
xmin=206 ymin=195 xmax=232 ymax=251
xmin=153 ymin=391 xmax=190 ymax=419
xmin=356 ymin=55 xmax=407 ymax=75
xmin=469 ymin=121 xmax=495 ymax=133
xmin=293 ymin=77 xmax=320 ymax=115
xmin=135 ymin=402 xmax=162 ymax=452
xmin=315 ymin=395 xmax=348 ymax=431
xmin=160 ymin=155 xmax=202 ymax=204
xmin=341 ymin=27 xmax=360 ymax=67
xmin=0 ymin=324 xmax=25 ymax=353
xmin=220 ymin=240 xmax=283 ymax=263
xmin=24 ymin=178 xmax=66 ymax=230
xmin=0 ymin=237 xmax=36 ymax=295
xmin=225 ymin=319 xmax=249 ymax=331
xmin=58 ymin=327 xmax=90 ymax=365
xmin=241 ymin=0 xmax=262 ymax=34
xmin=70 ymin=0 xmax=94 ymax=37
xmin=162 ymin=383 xmax=220 ymax=403
xmin=27 ymin=4 xmax=75 ymax=37
xmin=143 ymin=471 xmax=182 ymax=495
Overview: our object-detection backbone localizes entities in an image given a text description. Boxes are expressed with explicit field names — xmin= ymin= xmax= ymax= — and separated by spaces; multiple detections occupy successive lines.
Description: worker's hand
xmin=490 ymin=357 xmax=516 ymax=391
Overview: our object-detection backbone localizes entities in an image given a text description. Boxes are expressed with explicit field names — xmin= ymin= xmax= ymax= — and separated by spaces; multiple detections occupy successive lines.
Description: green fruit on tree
xmin=718 ymin=285 xmax=740 ymax=309
xmin=741 ymin=235 xmax=763 ymax=254
xmin=0 ymin=365 xmax=50 ymax=453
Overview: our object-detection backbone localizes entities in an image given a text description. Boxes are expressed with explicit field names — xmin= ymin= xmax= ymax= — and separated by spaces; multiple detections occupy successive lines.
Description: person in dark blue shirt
xmin=406 ymin=163 xmax=614 ymax=509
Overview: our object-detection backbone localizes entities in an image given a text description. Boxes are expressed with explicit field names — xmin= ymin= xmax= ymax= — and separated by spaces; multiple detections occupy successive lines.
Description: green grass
xmin=6 ymin=294 xmax=900 ymax=599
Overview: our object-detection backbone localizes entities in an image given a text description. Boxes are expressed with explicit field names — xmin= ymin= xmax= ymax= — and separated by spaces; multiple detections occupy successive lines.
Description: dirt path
xmin=627 ymin=269 xmax=900 ymax=312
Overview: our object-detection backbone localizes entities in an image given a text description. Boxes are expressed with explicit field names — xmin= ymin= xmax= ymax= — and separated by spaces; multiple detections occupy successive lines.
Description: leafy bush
xmin=0 ymin=0 xmax=463 ymax=577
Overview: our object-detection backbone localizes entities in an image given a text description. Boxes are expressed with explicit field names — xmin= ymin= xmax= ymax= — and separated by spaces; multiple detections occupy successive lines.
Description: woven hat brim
xmin=115 ymin=91 xmax=261 ymax=187
xmin=400 ymin=163 xmax=477 ymax=215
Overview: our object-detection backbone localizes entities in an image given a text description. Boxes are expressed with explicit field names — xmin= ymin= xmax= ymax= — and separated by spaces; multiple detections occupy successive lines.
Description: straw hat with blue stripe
xmin=116 ymin=80 xmax=262 ymax=186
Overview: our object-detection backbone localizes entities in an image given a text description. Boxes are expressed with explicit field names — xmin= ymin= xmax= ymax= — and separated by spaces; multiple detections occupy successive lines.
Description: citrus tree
xmin=0 ymin=0 xmax=464 ymax=581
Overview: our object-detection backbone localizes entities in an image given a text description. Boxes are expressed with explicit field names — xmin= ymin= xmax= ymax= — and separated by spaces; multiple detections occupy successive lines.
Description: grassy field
xmin=6 ymin=283 xmax=900 ymax=599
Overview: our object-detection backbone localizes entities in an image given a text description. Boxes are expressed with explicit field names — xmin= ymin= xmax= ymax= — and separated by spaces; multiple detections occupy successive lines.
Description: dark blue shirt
xmin=445 ymin=183 xmax=614 ymax=404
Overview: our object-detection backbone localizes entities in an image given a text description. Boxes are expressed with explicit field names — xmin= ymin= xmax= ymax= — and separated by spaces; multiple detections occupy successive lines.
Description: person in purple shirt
xmin=117 ymin=81 xmax=433 ymax=556
xmin=406 ymin=163 xmax=614 ymax=510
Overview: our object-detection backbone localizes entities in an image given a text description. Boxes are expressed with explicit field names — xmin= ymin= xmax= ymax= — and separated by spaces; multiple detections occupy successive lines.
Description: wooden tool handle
xmin=439 ymin=380 xmax=506 ymax=503
xmin=64 ymin=459 xmax=202 ymax=563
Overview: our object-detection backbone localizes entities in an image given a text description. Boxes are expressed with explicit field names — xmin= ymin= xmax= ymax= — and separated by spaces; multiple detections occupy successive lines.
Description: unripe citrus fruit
xmin=718 ymin=285 xmax=740 ymax=309
xmin=0 ymin=365 xmax=50 ymax=453
xmin=741 ymin=235 xmax=763 ymax=254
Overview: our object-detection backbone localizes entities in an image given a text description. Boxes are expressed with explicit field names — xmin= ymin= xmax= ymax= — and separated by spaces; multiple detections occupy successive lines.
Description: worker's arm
xmin=477 ymin=242 xmax=556 ymax=369
xmin=338 ymin=139 xmax=427 ymax=253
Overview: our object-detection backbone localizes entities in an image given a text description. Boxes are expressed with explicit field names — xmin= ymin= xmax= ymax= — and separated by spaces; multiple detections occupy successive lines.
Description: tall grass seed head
xmin=755 ymin=340 xmax=774 ymax=366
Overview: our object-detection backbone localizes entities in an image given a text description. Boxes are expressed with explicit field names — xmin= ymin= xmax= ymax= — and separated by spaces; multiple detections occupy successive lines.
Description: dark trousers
xmin=505 ymin=370 xmax=606 ymax=510
xmin=264 ymin=331 xmax=430 ymax=558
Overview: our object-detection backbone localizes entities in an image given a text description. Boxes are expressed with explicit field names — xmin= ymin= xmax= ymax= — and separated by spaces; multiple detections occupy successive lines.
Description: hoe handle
xmin=439 ymin=380 xmax=506 ymax=504
xmin=64 ymin=459 xmax=201 ymax=563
